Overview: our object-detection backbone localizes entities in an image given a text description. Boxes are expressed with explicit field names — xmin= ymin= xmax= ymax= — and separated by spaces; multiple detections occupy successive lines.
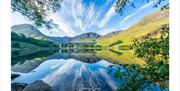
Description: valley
xmin=11 ymin=9 xmax=168 ymax=65
xmin=11 ymin=8 xmax=169 ymax=91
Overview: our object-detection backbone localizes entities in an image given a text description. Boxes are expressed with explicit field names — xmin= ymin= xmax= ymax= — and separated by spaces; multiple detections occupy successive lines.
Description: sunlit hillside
xmin=97 ymin=9 xmax=169 ymax=48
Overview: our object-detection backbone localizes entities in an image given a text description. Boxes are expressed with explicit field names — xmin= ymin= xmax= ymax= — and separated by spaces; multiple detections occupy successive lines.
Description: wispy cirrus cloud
xmin=137 ymin=1 xmax=153 ymax=11
xmin=98 ymin=5 xmax=116 ymax=28
xmin=50 ymin=0 xmax=116 ymax=36
xmin=50 ymin=14 xmax=77 ymax=37
xmin=118 ymin=13 xmax=136 ymax=25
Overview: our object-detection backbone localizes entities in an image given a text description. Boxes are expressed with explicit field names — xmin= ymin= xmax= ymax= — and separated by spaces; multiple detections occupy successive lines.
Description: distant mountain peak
xmin=11 ymin=24 xmax=42 ymax=38
xmin=74 ymin=32 xmax=101 ymax=38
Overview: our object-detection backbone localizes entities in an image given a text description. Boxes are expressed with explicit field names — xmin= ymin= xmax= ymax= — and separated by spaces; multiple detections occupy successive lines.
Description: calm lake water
xmin=11 ymin=49 xmax=166 ymax=91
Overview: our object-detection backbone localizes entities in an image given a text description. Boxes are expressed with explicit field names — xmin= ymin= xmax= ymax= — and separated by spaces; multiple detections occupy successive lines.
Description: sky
xmin=11 ymin=0 xmax=168 ymax=37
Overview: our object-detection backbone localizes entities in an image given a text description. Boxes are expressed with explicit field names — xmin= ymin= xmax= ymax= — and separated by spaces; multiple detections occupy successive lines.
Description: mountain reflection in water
xmin=12 ymin=50 xmax=121 ymax=91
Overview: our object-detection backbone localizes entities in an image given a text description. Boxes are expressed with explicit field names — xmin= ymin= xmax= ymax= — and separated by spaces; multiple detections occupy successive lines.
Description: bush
xmin=109 ymin=40 xmax=123 ymax=47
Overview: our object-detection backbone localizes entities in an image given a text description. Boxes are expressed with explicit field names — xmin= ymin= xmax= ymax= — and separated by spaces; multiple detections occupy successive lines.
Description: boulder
xmin=11 ymin=74 xmax=20 ymax=79
xmin=23 ymin=80 xmax=52 ymax=91
xmin=11 ymin=83 xmax=28 ymax=91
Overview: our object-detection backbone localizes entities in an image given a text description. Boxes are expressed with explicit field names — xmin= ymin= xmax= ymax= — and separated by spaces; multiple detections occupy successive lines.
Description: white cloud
xmin=50 ymin=14 xmax=77 ymax=37
xmin=98 ymin=5 xmax=116 ymax=28
xmin=60 ymin=0 xmax=95 ymax=33
xmin=137 ymin=1 xmax=153 ymax=11
xmin=48 ymin=0 xmax=117 ymax=36
xmin=118 ymin=13 xmax=136 ymax=25
xmin=71 ymin=0 xmax=84 ymax=32
xmin=58 ymin=0 xmax=115 ymax=33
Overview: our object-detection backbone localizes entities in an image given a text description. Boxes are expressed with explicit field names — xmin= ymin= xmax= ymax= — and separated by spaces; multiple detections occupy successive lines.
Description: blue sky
xmin=11 ymin=0 xmax=168 ymax=37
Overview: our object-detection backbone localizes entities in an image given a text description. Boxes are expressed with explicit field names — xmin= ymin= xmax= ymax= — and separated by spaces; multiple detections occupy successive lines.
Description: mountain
xmin=11 ymin=24 xmax=101 ymax=43
xmin=12 ymin=24 xmax=43 ymax=38
xmin=96 ymin=9 xmax=169 ymax=47
xmin=71 ymin=32 xmax=101 ymax=43
xmin=11 ymin=24 xmax=69 ymax=43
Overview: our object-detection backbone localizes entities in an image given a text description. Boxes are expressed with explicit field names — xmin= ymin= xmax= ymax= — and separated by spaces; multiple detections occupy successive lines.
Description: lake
xmin=11 ymin=49 xmax=165 ymax=91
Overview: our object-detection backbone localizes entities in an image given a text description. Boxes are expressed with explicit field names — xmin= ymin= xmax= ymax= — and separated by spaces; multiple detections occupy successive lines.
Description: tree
xmin=108 ymin=24 xmax=169 ymax=90
xmin=133 ymin=24 xmax=169 ymax=62
xmin=11 ymin=0 xmax=62 ymax=29
xmin=115 ymin=0 xmax=168 ymax=15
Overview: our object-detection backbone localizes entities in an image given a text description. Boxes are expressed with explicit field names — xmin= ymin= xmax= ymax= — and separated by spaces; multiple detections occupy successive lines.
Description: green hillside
xmin=11 ymin=32 xmax=58 ymax=57
xmin=97 ymin=9 xmax=169 ymax=47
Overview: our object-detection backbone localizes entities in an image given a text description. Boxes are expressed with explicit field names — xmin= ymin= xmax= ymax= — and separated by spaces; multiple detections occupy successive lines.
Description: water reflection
xmin=11 ymin=50 xmax=57 ymax=66
xmin=12 ymin=49 xmax=122 ymax=91
xmin=11 ymin=49 xmax=124 ymax=73
xmin=12 ymin=49 xmax=148 ymax=91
